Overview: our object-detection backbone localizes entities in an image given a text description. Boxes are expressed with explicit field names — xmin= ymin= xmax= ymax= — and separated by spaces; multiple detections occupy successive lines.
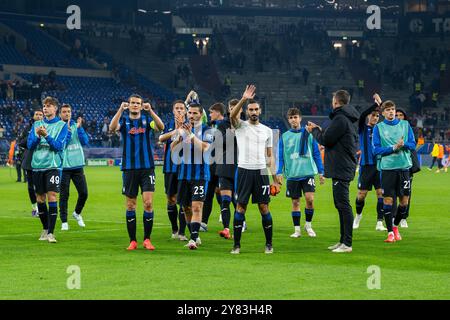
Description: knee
xmin=399 ymin=198 xmax=409 ymax=207
xmin=47 ymin=193 xmax=57 ymax=202
xmin=143 ymin=200 xmax=153 ymax=212
xmin=167 ymin=196 xmax=176 ymax=206
xmin=383 ymin=197 xmax=393 ymax=205
xmin=191 ymin=202 xmax=202 ymax=214
xmin=126 ymin=199 xmax=137 ymax=211
xmin=258 ymin=203 xmax=269 ymax=214
xmin=237 ymin=204 xmax=247 ymax=213
xmin=183 ymin=206 xmax=192 ymax=216
xmin=357 ymin=190 xmax=367 ymax=201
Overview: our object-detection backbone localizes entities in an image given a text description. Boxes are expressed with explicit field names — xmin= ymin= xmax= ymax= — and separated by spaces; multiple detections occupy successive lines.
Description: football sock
xmin=233 ymin=211 xmax=245 ymax=247
xmin=292 ymin=211 xmax=301 ymax=227
xmin=48 ymin=202 xmax=58 ymax=234
xmin=261 ymin=213 xmax=273 ymax=245
xmin=190 ymin=222 xmax=200 ymax=241
xmin=167 ymin=204 xmax=178 ymax=233
xmin=221 ymin=195 xmax=231 ymax=229
xmin=377 ymin=198 xmax=384 ymax=221
xmin=305 ymin=208 xmax=314 ymax=223
xmin=355 ymin=198 xmax=365 ymax=215
xmin=179 ymin=207 xmax=186 ymax=235
xmin=383 ymin=204 xmax=393 ymax=232
xmin=37 ymin=202 xmax=48 ymax=230
xmin=126 ymin=210 xmax=137 ymax=242
xmin=143 ymin=211 xmax=154 ymax=240
xmin=394 ymin=206 xmax=407 ymax=226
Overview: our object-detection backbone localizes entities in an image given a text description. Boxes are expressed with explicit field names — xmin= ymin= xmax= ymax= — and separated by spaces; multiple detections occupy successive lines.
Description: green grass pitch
xmin=0 ymin=166 xmax=449 ymax=299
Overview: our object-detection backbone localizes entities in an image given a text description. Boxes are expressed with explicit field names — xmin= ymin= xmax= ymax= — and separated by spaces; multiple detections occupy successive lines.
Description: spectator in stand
xmin=302 ymin=68 xmax=310 ymax=85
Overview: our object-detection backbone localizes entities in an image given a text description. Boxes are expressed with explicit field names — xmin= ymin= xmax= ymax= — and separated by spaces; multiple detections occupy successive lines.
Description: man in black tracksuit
xmin=306 ymin=90 xmax=359 ymax=253
xmin=18 ymin=109 xmax=44 ymax=217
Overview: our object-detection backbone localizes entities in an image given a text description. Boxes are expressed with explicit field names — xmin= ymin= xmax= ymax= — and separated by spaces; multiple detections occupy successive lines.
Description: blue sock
xmin=383 ymin=204 xmax=393 ymax=232
xmin=221 ymin=195 xmax=232 ymax=229
xmin=377 ymin=198 xmax=384 ymax=220
xmin=126 ymin=210 xmax=137 ymax=241
xmin=292 ymin=211 xmax=301 ymax=227
xmin=48 ymin=202 xmax=58 ymax=234
xmin=143 ymin=211 xmax=154 ymax=240
xmin=305 ymin=208 xmax=314 ymax=222
xmin=233 ymin=211 xmax=245 ymax=247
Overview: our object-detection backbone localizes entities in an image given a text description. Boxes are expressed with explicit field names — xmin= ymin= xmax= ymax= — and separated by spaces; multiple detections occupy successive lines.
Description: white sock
xmin=294 ymin=226 xmax=300 ymax=233
xmin=305 ymin=222 xmax=312 ymax=228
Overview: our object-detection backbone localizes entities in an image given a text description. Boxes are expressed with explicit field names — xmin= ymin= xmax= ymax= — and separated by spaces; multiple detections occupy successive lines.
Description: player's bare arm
xmin=230 ymin=85 xmax=256 ymax=128
xmin=109 ymin=102 xmax=128 ymax=132
xmin=143 ymin=103 xmax=164 ymax=132
xmin=159 ymin=114 xmax=184 ymax=143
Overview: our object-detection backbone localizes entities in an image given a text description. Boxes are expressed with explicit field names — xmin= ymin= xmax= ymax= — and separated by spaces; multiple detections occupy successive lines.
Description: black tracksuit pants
xmin=59 ymin=168 xmax=88 ymax=223
xmin=332 ymin=179 xmax=354 ymax=247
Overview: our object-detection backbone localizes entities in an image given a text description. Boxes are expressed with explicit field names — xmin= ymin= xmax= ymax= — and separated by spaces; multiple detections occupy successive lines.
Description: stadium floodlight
xmin=138 ymin=9 xmax=147 ymax=13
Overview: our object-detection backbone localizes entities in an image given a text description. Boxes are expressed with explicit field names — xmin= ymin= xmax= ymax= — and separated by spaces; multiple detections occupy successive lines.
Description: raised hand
xmin=143 ymin=103 xmax=152 ymax=112
xmin=120 ymin=102 xmax=129 ymax=111
xmin=373 ymin=93 xmax=382 ymax=106
xmin=77 ymin=117 xmax=83 ymax=128
xmin=242 ymin=85 xmax=256 ymax=100
xmin=175 ymin=114 xmax=184 ymax=129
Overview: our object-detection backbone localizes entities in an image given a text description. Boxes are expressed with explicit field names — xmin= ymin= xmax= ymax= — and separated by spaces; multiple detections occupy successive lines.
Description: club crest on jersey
xmin=142 ymin=119 xmax=147 ymax=126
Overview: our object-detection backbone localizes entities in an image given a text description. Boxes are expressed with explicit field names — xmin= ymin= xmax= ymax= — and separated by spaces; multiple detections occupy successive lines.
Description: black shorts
xmin=236 ymin=167 xmax=271 ymax=205
xmin=381 ymin=170 xmax=411 ymax=198
xmin=177 ymin=179 xmax=207 ymax=207
xmin=122 ymin=169 xmax=155 ymax=198
xmin=358 ymin=165 xmax=382 ymax=191
xmin=286 ymin=178 xmax=316 ymax=199
xmin=32 ymin=169 xmax=61 ymax=195
xmin=164 ymin=172 xmax=179 ymax=196
xmin=218 ymin=176 xmax=234 ymax=192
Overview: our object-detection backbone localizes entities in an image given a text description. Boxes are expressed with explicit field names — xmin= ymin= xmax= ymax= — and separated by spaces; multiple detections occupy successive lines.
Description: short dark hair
xmin=61 ymin=104 xmax=71 ymax=110
xmin=228 ymin=99 xmax=239 ymax=108
xmin=287 ymin=108 xmax=301 ymax=117
xmin=247 ymin=99 xmax=260 ymax=108
xmin=128 ymin=94 xmax=143 ymax=102
xmin=33 ymin=108 xmax=43 ymax=114
xmin=188 ymin=103 xmax=203 ymax=114
xmin=209 ymin=103 xmax=225 ymax=115
xmin=381 ymin=100 xmax=396 ymax=111
xmin=42 ymin=96 xmax=59 ymax=108
xmin=333 ymin=90 xmax=350 ymax=106
xmin=172 ymin=100 xmax=186 ymax=108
